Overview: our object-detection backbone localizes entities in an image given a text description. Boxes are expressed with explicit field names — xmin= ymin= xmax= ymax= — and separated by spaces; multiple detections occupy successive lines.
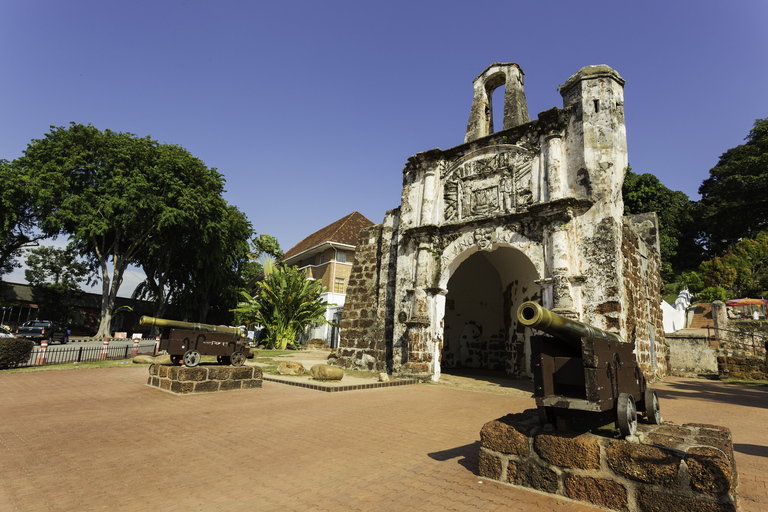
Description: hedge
xmin=0 ymin=338 xmax=34 ymax=369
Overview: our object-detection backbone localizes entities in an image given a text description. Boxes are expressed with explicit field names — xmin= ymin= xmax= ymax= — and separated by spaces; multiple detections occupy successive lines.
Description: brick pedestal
xmin=479 ymin=410 xmax=737 ymax=512
xmin=147 ymin=364 xmax=263 ymax=394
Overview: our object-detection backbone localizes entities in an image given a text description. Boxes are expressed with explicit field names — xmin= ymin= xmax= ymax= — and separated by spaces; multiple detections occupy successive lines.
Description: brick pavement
xmin=0 ymin=368 xmax=766 ymax=512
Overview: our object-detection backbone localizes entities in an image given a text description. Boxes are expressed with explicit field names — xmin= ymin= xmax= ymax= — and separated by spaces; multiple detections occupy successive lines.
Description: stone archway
xmin=439 ymin=246 xmax=540 ymax=378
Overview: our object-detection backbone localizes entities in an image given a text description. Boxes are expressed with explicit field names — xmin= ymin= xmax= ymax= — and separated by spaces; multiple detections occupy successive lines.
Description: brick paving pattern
xmin=0 ymin=368 xmax=765 ymax=511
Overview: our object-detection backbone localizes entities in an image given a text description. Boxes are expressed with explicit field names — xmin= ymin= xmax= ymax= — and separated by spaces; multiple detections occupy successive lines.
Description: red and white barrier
xmin=130 ymin=333 xmax=141 ymax=357
xmin=35 ymin=340 xmax=48 ymax=365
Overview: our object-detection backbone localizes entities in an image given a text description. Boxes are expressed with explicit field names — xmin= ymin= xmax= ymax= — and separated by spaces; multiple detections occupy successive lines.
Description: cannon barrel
xmin=516 ymin=301 xmax=623 ymax=344
xmin=139 ymin=316 xmax=242 ymax=339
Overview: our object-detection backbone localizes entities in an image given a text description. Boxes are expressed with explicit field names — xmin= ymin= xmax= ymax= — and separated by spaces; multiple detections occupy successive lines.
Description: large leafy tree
xmin=0 ymin=159 xmax=53 ymax=278
xmin=234 ymin=265 xmax=331 ymax=349
xmin=698 ymin=230 xmax=768 ymax=298
xmin=699 ymin=117 xmax=768 ymax=254
xmin=24 ymin=246 xmax=91 ymax=323
xmin=130 ymin=145 xmax=252 ymax=324
xmin=18 ymin=123 xmax=239 ymax=337
xmin=622 ymin=168 xmax=702 ymax=280
xmin=179 ymin=204 xmax=253 ymax=325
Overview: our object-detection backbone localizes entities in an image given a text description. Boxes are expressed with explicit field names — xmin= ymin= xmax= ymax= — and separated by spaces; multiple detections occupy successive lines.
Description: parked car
xmin=15 ymin=320 xmax=69 ymax=344
xmin=0 ymin=326 xmax=14 ymax=338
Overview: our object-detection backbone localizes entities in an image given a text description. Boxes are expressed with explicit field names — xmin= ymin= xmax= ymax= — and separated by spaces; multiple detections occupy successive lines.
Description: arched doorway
xmin=440 ymin=246 xmax=540 ymax=378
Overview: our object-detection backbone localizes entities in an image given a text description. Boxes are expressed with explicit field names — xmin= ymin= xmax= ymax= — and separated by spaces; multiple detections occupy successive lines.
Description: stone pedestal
xmin=479 ymin=410 xmax=737 ymax=512
xmin=147 ymin=364 xmax=262 ymax=394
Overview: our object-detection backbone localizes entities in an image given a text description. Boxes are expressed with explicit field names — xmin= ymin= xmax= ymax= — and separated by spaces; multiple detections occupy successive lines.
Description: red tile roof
xmin=283 ymin=211 xmax=375 ymax=260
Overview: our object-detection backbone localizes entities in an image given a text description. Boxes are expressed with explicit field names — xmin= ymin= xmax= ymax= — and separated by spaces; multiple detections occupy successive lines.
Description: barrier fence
xmin=20 ymin=339 xmax=159 ymax=368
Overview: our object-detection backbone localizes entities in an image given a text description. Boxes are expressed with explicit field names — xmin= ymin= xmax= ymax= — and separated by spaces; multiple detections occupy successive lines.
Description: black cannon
xmin=517 ymin=302 xmax=661 ymax=436
xmin=140 ymin=316 xmax=251 ymax=368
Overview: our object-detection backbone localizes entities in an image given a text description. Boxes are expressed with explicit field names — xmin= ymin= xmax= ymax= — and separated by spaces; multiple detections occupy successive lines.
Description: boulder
xmin=278 ymin=361 xmax=306 ymax=376
xmin=310 ymin=364 xmax=344 ymax=380
xmin=306 ymin=338 xmax=329 ymax=350
xmin=153 ymin=353 xmax=173 ymax=365
xmin=133 ymin=353 xmax=173 ymax=365
xmin=378 ymin=373 xmax=390 ymax=382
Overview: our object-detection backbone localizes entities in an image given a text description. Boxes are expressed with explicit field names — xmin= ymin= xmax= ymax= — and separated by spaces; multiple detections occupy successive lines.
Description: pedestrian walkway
xmin=0 ymin=368 xmax=765 ymax=511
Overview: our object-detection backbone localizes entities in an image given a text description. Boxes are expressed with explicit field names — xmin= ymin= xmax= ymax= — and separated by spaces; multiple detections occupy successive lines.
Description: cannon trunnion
xmin=140 ymin=316 xmax=251 ymax=368
xmin=517 ymin=302 xmax=661 ymax=436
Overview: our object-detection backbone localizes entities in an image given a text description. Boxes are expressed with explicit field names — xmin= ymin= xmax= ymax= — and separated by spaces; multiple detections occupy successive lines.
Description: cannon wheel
xmin=231 ymin=351 xmax=246 ymax=367
xmin=617 ymin=393 xmax=637 ymax=437
xmin=183 ymin=350 xmax=201 ymax=368
xmin=643 ymin=388 xmax=662 ymax=424
xmin=170 ymin=355 xmax=183 ymax=365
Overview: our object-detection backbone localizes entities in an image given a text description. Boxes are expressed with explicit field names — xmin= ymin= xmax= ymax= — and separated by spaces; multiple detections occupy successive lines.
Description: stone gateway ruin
xmin=332 ymin=63 xmax=666 ymax=382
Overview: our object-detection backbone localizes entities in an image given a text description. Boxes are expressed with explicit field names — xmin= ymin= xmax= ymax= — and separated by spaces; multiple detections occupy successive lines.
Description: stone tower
xmin=332 ymin=63 xmax=665 ymax=382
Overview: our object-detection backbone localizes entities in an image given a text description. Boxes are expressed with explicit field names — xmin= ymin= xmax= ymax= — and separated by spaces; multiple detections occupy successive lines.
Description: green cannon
xmin=517 ymin=302 xmax=661 ymax=436
xmin=140 ymin=316 xmax=251 ymax=367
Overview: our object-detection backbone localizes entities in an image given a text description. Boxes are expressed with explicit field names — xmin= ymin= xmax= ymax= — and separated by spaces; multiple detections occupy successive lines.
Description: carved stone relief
xmin=442 ymin=149 xmax=533 ymax=223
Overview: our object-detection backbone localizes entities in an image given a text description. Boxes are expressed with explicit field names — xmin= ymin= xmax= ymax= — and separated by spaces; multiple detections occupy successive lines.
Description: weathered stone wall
xmin=666 ymin=333 xmax=719 ymax=375
xmin=147 ymin=364 xmax=262 ymax=394
xmin=717 ymin=355 xmax=768 ymax=381
xmin=621 ymin=217 xmax=667 ymax=378
xmin=335 ymin=63 xmax=666 ymax=382
xmin=479 ymin=411 xmax=737 ymax=512
xmin=332 ymin=224 xmax=387 ymax=371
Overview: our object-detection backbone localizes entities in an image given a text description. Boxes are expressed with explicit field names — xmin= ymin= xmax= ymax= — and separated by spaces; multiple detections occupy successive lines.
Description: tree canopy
xmin=17 ymin=123 xmax=248 ymax=336
xmin=24 ymin=246 xmax=91 ymax=323
xmin=0 ymin=159 xmax=54 ymax=278
xmin=699 ymin=117 xmax=768 ymax=254
xmin=622 ymin=168 xmax=701 ymax=280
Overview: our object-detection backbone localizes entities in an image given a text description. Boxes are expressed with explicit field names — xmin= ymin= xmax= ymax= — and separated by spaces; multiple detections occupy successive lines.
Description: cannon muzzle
xmin=139 ymin=316 xmax=242 ymax=339
xmin=516 ymin=301 xmax=623 ymax=344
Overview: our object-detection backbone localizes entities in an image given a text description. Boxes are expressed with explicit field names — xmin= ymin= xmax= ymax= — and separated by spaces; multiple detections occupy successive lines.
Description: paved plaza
xmin=0 ymin=367 xmax=766 ymax=511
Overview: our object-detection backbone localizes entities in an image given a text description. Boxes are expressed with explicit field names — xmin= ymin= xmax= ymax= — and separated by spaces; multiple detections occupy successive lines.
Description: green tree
xmin=241 ymin=234 xmax=283 ymax=285
xmin=130 ymin=146 xmax=252 ymax=324
xmin=622 ymin=168 xmax=702 ymax=280
xmin=0 ymin=159 xmax=53 ymax=278
xmin=17 ymin=123 xmax=241 ymax=337
xmin=697 ymin=230 xmax=768 ymax=298
xmin=24 ymin=246 xmax=91 ymax=323
xmin=699 ymin=117 xmax=768 ymax=254
xmin=234 ymin=265 xmax=332 ymax=349
xmin=180 ymin=204 xmax=253 ymax=325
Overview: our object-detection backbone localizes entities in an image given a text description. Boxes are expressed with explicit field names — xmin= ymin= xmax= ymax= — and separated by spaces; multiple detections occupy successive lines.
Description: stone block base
xmin=479 ymin=410 xmax=737 ymax=512
xmin=147 ymin=364 xmax=263 ymax=394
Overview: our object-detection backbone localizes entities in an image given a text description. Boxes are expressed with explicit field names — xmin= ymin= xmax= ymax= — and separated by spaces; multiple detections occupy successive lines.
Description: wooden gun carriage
xmin=517 ymin=302 xmax=661 ymax=436
xmin=140 ymin=316 xmax=252 ymax=368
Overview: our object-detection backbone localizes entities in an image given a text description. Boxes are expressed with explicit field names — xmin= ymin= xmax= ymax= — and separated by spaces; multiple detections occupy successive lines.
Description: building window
xmin=318 ymin=253 xmax=324 ymax=264
xmin=334 ymin=277 xmax=345 ymax=294
xmin=337 ymin=250 xmax=346 ymax=263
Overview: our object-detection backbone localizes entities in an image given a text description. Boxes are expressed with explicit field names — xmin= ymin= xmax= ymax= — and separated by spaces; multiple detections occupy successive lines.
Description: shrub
xmin=698 ymin=286 xmax=728 ymax=303
xmin=0 ymin=338 xmax=34 ymax=369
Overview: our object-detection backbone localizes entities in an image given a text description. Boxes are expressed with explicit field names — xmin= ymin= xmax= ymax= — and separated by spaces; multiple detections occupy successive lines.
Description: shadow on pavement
xmin=733 ymin=443 xmax=768 ymax=458
xmin=655 ymin=378 xmax=768 ymax=410
xmin=428 ymin=441 xmax=480 ymax=472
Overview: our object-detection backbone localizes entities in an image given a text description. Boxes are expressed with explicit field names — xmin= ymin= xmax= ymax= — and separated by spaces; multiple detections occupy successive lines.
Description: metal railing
xmin=18 ymin=341 xmax=159 ymax=368
xmin=705 ymin=325 xmax=768 ymax=357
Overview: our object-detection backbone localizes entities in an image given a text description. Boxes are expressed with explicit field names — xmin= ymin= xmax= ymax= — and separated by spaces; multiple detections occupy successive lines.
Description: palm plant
xmin=234 ymin=265 xmax=333 ymax=349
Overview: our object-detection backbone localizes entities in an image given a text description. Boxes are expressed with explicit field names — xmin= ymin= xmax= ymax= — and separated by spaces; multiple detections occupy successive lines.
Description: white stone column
xmin=545 ymin=134 xmax=565 ymax=202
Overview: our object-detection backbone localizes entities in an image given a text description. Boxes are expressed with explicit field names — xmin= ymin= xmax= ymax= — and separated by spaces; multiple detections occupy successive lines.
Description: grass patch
xmin=722 ymin=379 xmax=768 ymax=387
xmin=1 ymin=358 xmax=142 ymax=373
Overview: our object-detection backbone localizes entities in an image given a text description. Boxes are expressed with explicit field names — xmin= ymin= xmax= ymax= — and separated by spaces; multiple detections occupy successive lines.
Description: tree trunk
xmin=94 ymin=259 xmax=126 ymax=338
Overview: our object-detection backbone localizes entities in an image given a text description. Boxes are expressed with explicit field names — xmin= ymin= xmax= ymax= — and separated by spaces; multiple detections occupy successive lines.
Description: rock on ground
xmin=310 ymin=364 xmax=343 ymax=380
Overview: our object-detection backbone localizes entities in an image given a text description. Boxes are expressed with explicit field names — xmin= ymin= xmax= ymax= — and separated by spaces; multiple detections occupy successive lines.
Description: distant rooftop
xmin=283 ymin=211 xmax=374 ymax=261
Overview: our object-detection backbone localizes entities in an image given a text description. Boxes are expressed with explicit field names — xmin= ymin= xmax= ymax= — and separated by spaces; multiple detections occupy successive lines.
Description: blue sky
xmin=2 ymin=1 xmax=767 ymax=294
